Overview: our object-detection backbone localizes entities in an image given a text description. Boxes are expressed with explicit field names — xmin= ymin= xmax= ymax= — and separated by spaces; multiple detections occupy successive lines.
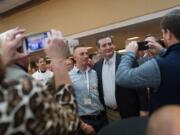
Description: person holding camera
xmin=0 ymin=27 xmax=79 ymax=135
xmin=137 ymin=35 xmax=167 ymax=112
xmin=0 ymin=28 xmax=30 ymax=81
xmin=116 ymin=9 xmax=180 ymax=113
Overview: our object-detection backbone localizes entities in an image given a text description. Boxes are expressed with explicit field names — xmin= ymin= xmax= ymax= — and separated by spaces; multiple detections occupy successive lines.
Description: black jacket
xmin=152 ymin=43 xmax=180 ymax=112
xmin=94 ymin=53 xmax=148 ymax=118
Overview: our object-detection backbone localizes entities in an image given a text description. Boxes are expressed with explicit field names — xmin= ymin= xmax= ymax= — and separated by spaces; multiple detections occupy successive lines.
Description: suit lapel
xmin=115 ymin=53 xmax=121 ymax=72
xmin=99 ymin=59 xmax=104 ymax=80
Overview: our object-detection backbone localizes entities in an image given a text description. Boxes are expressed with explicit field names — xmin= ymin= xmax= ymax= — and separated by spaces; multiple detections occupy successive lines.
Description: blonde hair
xmin=0 ymin=30 xmax=12 ymax=80
xmin=0 ymin=29 xmax=13 ymax=54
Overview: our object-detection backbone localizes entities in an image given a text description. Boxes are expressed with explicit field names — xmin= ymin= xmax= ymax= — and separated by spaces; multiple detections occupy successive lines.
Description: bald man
xmin=147 ymin=105 xmax=180 ymax=135
xmin=69 ymin=45 xmax=108 ymax=135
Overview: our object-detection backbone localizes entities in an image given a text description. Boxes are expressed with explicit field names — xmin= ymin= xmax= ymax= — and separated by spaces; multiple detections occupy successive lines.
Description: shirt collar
xmin=73 ymin=66 xmax=91 ymax=73
xmin=103 ymin=52 xmax=116 ymax=65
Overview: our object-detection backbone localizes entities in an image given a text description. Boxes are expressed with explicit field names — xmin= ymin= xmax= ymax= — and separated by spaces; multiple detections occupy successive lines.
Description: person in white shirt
xmin=32 ymin=57 xmax=53 ymax=85
xmin=94 ymin=35 xmax=149 ymax=122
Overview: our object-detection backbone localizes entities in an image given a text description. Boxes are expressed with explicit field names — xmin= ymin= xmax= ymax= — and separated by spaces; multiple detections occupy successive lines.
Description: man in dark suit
xmin=94 ymin=35 xmax=148 ymax=122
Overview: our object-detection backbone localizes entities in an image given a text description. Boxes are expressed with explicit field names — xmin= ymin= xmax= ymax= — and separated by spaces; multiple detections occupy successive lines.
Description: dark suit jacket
xmin=94 ymin=53 xmax=148 ymax=118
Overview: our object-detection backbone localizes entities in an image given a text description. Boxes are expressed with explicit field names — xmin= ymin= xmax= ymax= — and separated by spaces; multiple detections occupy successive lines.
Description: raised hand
xmin=1 ymin=27 xmax=28 ymax=66
xmin=45 ymin=29 xmax=69 ymax=61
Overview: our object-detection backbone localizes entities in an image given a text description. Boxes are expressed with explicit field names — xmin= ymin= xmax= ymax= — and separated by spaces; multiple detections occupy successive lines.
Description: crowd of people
xmin=0 ymin=9 xmax=180 ymax=135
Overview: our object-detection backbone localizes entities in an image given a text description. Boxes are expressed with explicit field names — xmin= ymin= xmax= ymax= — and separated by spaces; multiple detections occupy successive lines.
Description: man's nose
xmin=84 ymin=54 xmax=88 ymax=58
xmin=106 ymin=44 xmax=111 ymax=49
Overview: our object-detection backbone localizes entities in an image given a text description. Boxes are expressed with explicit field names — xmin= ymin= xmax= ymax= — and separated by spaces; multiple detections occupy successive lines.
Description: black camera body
xmin=138 ymin=41 xmax=149 ymax=50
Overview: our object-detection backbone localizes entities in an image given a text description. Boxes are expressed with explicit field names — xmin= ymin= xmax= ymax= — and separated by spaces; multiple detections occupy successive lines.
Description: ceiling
xmin=78 ymin=17 xmax=162 ymax=53
xmin=0 ymin=0 xmax=48 ymax=18
xmin=0 ymin=0 xmax=31 ymax=14
xmin=0 ymin=0 xmax=163 ymax=61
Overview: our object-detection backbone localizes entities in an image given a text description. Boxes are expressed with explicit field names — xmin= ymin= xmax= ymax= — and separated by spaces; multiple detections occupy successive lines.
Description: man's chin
xmin=81 ymin=62 xmax=88 ymax=67
xmin=41 ymin=68 xmax=47 ymax=71
xmin=105 ymin=52 xmax=114 ymax=58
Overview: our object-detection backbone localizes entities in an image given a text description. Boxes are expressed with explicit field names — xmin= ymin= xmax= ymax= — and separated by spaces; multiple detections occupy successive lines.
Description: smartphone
xmin=138 ymin=41 xmax=149 ymax=50
xmin=23 ymin=32 xmax=51 ymax=54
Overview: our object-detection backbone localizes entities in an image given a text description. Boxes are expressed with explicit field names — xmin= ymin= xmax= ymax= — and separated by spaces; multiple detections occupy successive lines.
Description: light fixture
xmin=86 ymin=47 xmax=93 ymax=50
xmin=118 ymin=49 xmax=126 ymax=54
xmin=127 ymin=36 xmax=140 ymax=41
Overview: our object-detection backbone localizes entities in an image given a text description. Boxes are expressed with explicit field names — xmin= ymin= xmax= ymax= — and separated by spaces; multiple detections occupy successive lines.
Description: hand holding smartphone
xmin=23 ymin=30 xmax=79 ymax=55
xmin=137 ymin=41 xmax=149 ymax=50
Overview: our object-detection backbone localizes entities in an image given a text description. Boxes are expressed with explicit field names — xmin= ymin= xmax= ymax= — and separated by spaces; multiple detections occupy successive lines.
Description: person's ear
xmin=166 ymin=29 xmax=173 ymax=41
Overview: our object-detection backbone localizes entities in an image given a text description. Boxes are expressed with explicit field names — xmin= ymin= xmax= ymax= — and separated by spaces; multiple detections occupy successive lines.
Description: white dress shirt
xmin=102 ymin=53 xmax=117 ymax=109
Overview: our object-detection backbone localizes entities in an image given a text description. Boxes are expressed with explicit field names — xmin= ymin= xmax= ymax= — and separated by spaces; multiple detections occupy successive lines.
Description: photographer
xmin=0 ymin=27 xmax=79 ymax=134
xmin=116 ymin=9 xmax=180 ymax=113
xmin=0 ymin=28 xmax=30 ymax=81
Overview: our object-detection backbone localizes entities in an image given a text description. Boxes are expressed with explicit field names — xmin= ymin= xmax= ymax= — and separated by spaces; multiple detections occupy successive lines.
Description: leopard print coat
xmin=0 ymin=76 xmax=79 ymax=135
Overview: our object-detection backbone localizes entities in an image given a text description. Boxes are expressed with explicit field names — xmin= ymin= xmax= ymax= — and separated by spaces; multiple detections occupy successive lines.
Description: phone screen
xmin=24 ymin=32 xmax=49 ymax=53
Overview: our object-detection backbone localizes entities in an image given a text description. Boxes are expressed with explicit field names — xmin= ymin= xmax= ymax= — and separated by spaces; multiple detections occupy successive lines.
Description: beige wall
xmin=0 ymin=0 xmax=180 ymax=35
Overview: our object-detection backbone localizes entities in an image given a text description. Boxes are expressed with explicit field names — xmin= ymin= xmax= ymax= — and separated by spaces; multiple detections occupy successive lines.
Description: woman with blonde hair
xmin=0 ymin=27 xmax=79 ymax=135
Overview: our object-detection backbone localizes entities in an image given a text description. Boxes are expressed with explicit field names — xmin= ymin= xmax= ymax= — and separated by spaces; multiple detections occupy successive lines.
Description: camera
xmin=23 ymin=32 xmax=51 ymax=54
xmin=137 ymin=41 xmax=149 ymax=50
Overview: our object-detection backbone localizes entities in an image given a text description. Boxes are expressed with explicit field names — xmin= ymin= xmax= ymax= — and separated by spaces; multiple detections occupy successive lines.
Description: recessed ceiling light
xmin=127 ymin=36 xmax=140 ymax=41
